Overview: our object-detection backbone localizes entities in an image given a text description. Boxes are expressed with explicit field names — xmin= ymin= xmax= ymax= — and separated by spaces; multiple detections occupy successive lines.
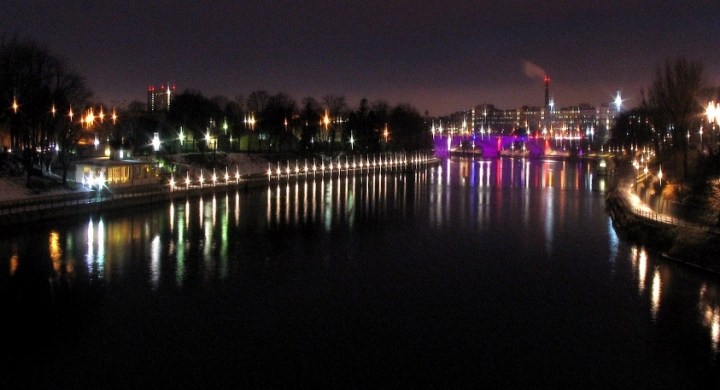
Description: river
xmin=2 ymin=157 xmax=718 ymax=388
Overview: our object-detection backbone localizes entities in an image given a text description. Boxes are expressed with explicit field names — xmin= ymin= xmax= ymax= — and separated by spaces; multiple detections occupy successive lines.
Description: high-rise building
xmin=147 ymin=83 xmax=176 ymax=112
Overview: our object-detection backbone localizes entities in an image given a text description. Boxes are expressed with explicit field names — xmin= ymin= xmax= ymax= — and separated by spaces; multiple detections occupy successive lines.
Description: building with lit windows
xmin=444 ymin=100 xmax=619 ymax=143
xmin=75 ymin=149 xmax=159 ymax=189
xmin=147 ymin=83 xmax=176 ymax=112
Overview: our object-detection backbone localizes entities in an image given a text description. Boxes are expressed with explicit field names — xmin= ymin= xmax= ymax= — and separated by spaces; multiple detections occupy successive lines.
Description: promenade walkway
xmin=0 ymin=153 xmax=439 ymax=227
xmin=612 ymin=178 xmax=720 ymax=235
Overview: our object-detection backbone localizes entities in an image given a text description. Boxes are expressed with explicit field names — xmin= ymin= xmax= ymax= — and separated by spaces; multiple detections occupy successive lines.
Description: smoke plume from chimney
xmin=523 ymin=61 xmax=546 ymax=80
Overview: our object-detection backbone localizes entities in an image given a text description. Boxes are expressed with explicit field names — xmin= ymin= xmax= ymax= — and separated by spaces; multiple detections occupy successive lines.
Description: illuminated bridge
xmin=433 ymin=135 xmax=584 ymax=158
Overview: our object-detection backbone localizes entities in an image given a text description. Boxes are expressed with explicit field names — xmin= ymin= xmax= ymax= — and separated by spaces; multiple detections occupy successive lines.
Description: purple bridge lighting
xmin=433 ymin=134 xmax=586 ymax=159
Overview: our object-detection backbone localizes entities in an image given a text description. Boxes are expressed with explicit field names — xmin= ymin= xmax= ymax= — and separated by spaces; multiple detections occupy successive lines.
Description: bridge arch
xmin=433 ymin=135 xmax=548 ymax=158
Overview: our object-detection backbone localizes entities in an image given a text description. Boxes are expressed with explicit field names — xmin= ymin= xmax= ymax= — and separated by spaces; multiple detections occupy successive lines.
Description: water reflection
xmin=626 ymin=243 xmax=720 ymax=348
xmin=1 ymin=157 xmax=719 ymax=381
xmin=85 ymin=218 xmax=106 ymax=279
xmin=262 ymin=171 xmax=419 ymax=231
xmin=700 ymin=283 xmax=720 ymax=353
xmin=651 ymin=266 xmax=661 ymax=320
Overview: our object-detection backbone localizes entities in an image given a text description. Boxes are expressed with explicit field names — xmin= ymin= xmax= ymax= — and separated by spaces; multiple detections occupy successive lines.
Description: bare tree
xmin=645 ymin=57 xmax=706 ymax=182
xmin=261 ymin=92 xmax=296 ymax=153
xmin=0 ymin=37 xmax=92 ymax=184
xmin=246 ymin=90 xmax=269 ymax=151
xmin=322 ymin=95 xmax=347 ymax=154
xmin=299 ymin=96 xmax=322 ymax=152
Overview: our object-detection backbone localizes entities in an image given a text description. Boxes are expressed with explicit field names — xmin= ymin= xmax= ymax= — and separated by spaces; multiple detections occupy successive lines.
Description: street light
xmin=323 ymin=110 xmax=330 ymax=132
xmin=152 ymin=132 xmax=161 ymax=152
xmin=179 ymin=127 xmax=185 ymax=151
xmin=706 ymin=101 xmax=718 ymax=153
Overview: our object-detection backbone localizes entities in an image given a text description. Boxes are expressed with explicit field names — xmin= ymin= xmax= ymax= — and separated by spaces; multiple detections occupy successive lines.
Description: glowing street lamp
xmin=706 ymin=101 xmax=718 ymax=151
xmin=323 ymin=111 xmax=331 ymax=131
xmin=152 ymin=132 xmax=161 ymax=152
xmin=706 ymin=101 xmax=718 ymax=124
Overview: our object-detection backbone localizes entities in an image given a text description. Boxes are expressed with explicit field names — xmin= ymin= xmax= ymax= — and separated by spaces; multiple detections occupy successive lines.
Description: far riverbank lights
xmin=706 ymin=101 xmax=719 ymax=124
xmin=153 ymin=132 xmax=161 ymax=151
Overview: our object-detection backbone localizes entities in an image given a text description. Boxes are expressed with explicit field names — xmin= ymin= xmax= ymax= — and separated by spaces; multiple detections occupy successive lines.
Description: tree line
xmin=609 ymin=57 xmax=720 ymax=195
xmin=0 ymin=37 xmax=93 ymax=183
xmin=136 ymin=89 xmax=432 ymax=157
xmin=1 ymin=38 xmax=432 ymax=184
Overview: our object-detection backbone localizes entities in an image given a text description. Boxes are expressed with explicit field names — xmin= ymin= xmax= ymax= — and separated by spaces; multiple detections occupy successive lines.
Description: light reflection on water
xmin=1 ymin=157 xmax=719 ymax=385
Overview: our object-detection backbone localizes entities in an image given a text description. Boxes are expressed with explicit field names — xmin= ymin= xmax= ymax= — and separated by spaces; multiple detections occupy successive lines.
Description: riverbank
xmin=606 ymin=184 xmax=720 ymax=275
xmin=0 ymin=152 xmax=440 ymax=228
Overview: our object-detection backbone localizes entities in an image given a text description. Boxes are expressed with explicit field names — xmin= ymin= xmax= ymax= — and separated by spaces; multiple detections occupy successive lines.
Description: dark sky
xmin=3 ymin=0 xmax=719 ymax=115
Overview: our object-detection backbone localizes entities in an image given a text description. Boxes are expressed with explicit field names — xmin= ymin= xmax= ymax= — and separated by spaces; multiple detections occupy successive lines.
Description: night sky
xmin=2 ymin=0 xmax=719 ymax=115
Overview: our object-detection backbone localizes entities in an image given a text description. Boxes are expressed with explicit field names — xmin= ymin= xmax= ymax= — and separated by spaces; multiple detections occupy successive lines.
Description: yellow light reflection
xmin=10 ymin=242 xmax=19 ymax=275
xmin=699 ymin=283 xmax=720 ymax=353
xmin=638 ymin=249 xmax=647 ymax=293
xmin=651 ymin=267 xmax=661 ymax=320
xmin=49 ymin=231 xmax=62 ymax=272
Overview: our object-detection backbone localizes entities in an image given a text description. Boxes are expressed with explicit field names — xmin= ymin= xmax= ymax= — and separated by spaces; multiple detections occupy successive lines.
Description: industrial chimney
xmin=544 ymin=76 xmax=550 ymax=109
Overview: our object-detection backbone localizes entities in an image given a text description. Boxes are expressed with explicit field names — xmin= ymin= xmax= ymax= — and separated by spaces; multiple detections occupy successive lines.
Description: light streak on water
xmin=150 ymin=234 xmax=160 ymax=290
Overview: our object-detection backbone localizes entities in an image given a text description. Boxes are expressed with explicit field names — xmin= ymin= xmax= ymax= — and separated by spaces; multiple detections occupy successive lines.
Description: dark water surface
xmin=2 ymin=158 xmax=719 ymax=388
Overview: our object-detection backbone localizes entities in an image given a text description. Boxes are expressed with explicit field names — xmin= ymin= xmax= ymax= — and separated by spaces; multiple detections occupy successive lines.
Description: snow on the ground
xmin=223 ymin=153 xmax=273 ymax=175
xmin=0 ymin=153 xmax=273 ymax=203
xmin=0 ymin=175 xmax=89 ymax=202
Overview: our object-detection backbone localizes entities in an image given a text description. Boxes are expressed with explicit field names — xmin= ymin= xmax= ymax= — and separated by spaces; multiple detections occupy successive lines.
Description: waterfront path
xmin=614 ymin=178 xmax=720 ymax=234
xmin=0 ymin=154 xmax=439 ymax=227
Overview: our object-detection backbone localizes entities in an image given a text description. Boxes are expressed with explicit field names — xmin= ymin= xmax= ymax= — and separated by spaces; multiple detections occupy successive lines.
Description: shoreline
xmin=606 ymin=185 xmax=720 ymax=275
xmin=0 ymin=158 xmax=440 ymax=229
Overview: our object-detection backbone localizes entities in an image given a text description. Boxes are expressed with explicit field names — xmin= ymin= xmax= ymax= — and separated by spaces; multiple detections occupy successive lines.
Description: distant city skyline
xmin=2 ymin=1 xmax=719 ymax=115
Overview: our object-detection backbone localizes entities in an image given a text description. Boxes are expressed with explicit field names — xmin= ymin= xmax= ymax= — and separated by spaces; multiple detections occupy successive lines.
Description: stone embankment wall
xmin=606 ymin=188 xmax=720 ymax=275
xmin=1 ymin=159 xmax=440 ymax=229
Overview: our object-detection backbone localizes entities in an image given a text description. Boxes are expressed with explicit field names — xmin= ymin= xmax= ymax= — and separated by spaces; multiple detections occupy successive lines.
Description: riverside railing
xmin=619 ymin=188 xmax=720 ymax=234
xmin=1 ymin=153 xmax=438 ymax=217
xmin=0 ymin=186 xmax=170 ymax=216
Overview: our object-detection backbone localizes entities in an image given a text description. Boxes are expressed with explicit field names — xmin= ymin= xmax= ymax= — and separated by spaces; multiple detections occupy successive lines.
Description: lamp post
xmin=706 ymin=101 xmax=718 ymax=154
xmin=152 ymin=132 xmax=161 ymax=152
xmin=323 ymin=110 xmax=330 ymax=144
xmin=245 ymin=113 xmax=256 ymax=152
xmin=179 ymin=127 xmax=185 ymax=153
